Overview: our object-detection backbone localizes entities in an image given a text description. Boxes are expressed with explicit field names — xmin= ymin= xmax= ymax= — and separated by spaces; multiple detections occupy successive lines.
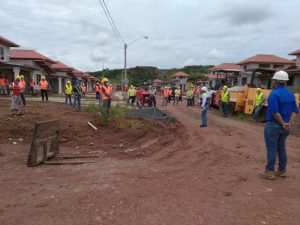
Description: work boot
xmin=200 ymin=124 xmax=207 ymax=128
xmin=275 ymin=170 xmax=287 ymax=178
xmin=259 ymin=170 xmax=276 ymax=180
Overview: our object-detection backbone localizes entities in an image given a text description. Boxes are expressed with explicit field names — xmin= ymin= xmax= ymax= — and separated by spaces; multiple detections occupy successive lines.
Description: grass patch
xmin=85 ymin=103 xmax=154 ymax=132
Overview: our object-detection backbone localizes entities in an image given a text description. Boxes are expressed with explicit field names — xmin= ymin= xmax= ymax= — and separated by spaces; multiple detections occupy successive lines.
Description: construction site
xmin=0 ymin=92 xmax=299 ymax=225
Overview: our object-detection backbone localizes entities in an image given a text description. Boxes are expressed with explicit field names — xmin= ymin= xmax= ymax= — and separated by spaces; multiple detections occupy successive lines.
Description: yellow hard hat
xmin=102 ymin=78 xmax=108 ymax=83
xmin=67 ymin=80 xmax=71 ymax=84
xmin=20 ymin=75 xmax=24 ymax=79
xmin=130 ymin=85 xmax=134 ymax=88
xmin=223 ymin=85 xmax=228 ymax=89
xmin=41 ymin=76 xmax=46 ymax=79
xmin=256 ymin=88 xmax=262 ymax=91
xmin=16 ymin=76 xmax=21 ymax=79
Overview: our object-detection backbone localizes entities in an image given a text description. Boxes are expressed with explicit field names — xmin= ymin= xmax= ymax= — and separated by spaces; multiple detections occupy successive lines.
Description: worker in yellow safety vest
xmin=221 ymin=85 xmax=230 ymax=117
xmin=65 ymin=80 xmax=73 ymax=106
xmin=127 ymin=85 xmax=136 ymax=106
xmin=173 ymin=87 xmax=181 ymax=105
xmin=253 ymin=88 xmax=265 ymax=121
xmin=186 ymin=86 xmax=194 ymax=107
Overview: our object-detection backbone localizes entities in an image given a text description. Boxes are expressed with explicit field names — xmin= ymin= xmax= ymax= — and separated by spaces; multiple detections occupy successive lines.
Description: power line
xmin=102 ymin=0 xmax=125 ymax=43
xmin=97 ymin=0 xmax=124 ymax=45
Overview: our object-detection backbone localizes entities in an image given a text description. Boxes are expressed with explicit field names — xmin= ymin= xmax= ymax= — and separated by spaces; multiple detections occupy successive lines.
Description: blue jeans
xmin=201 ymin=105 xmax=209 ymax=125
xmin=221 ymin=102 xmax=227 ymax=117
xmin=65 ymin=94 xmax=72 ymax=105
xmin=162 ymin=97 xmax=168 ymax=106
xmin=264 ymin=122 xmax=290 ymax=171
xmin=73 ymin=95 xmax=81 ymax=110
xmin=253 ymin=106 xmax=262 ymax=120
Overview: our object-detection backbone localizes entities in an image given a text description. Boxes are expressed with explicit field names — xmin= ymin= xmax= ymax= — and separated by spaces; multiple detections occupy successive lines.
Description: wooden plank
xmin=44 ymin=161 xmax=94 ymax=165
xmin=57 ymin=155 xmax=100 ymax=159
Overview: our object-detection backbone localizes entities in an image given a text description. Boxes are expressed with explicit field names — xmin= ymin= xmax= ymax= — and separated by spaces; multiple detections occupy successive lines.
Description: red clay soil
xmin=0 ymin=99 xmax=300 ymax=225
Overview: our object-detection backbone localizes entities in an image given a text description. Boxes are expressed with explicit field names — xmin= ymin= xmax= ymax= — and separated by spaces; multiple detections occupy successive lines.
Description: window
xmin=259 ymin=64 xmax=270 ymax=68
xmin=243 ymin=65 xmax=248 ymax=70
xmin=273 ymin=64 xmax=283 ymax=68
xmin=0 ymin=46 xmax=4 ymax=60
xmin=287 ymin=76 xmax=294 ymax=86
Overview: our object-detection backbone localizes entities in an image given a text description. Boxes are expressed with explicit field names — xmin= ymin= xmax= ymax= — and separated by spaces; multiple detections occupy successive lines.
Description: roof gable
xmin=0 ymin=35 xmax=20 ymax=47
xmin=237 ymin=54 xmax=295 ymax=65
xmin=209 ymin=63 xmax=241 ymax=71
xmin=288 ymin=49 xmax=300 ymax=56
xmin=11 ymin=49 xmax=55 ymax=63
xmin=172 ymin=71 xmax=189 ymax=77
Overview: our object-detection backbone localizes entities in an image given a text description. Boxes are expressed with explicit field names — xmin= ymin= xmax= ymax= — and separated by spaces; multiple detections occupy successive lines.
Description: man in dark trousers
xmin=260 ymin=71 xmax=298 ymax=180
xmin=72 ymin=80 xmax=82 ymax=111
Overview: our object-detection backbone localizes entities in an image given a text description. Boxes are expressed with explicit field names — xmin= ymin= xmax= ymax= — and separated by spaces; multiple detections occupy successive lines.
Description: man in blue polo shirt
xmin=260 ymin=71 xmax=298 ymax=180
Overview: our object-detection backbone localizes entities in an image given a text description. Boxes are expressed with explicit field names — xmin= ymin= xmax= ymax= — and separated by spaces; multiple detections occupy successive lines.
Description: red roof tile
xmin=209 ymin=63 xmax=241 ymax=71
xmin=288 ymin=49 xmax=300 ymax=56
xmin=206 ymin=73 xmax=236 ymax=79
xmin=71 ymin=68 xmax=83 ymax=74
xmin=237 ymin=54 xmax=295 ymax=65
xmin=171 ymin=71 xmax=189 ymax=77
xmin=11 ymin=50 xmax=55 ymax=63
xmin=51 ymin=61 xmax=72 ymax=71
xmin=0 ymin=35 xmax=20 ymax=47
xmin=153 ymin=79 xmax=163 ymax=83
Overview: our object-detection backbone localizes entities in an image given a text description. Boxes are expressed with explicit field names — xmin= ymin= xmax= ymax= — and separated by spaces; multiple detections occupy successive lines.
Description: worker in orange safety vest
xmin=162 ymin=86 xmax=169 ymax=106
xmin=81 ymin=83 xmax=87 ymax=98
xmin=19 ymin=75 xmax=26 ymax=106
xmin=39 ymin=76 xmax=49 ymax=102
xmin=101 ymin=78 xmax=112 ymax=115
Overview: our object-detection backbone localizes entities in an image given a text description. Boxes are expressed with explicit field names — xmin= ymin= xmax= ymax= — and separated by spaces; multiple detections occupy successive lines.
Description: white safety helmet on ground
xmin=272 ymin=71 xmax=289 ymax=81
xmin=201 ymin=87 xmax=208 ymax=92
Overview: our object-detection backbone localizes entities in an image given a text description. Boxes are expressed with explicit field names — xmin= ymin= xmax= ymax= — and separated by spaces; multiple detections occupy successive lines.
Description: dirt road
xmin=0 ymin=100 xmax=299 ymax=225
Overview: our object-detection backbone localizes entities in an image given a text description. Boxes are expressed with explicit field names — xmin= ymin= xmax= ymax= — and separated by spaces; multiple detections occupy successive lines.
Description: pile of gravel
xmin=127 ymin=108 xmax=176 ymax=121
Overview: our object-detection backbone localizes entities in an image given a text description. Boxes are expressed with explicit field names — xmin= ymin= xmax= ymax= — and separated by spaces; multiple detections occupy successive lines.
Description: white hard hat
xmin=201 ymin=87 xmax=208 ymax=92
xmin=272 ymin=71 xmax=289 ymax=81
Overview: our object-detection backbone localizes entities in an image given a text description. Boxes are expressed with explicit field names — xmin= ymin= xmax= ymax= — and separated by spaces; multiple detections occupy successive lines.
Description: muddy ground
xmin=0 ymin=98 xmax=299 ymax=225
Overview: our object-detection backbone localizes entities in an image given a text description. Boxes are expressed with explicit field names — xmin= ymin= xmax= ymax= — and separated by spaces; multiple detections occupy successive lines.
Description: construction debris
xmin=88 ymin=122 xmax=98 ymax=130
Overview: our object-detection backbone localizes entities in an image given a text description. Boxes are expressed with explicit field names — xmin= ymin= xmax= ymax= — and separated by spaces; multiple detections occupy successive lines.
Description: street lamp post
xmin=122 ymin=36 xmax=148 ymax=92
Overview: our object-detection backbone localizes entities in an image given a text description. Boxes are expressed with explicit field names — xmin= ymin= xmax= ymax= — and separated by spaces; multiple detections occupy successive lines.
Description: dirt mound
xmin=0 ymin=101 xmax=179 ymax=159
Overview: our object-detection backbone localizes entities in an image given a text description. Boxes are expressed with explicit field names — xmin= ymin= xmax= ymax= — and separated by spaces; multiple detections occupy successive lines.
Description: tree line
xmin=88 ymin=65 xmax=213 ymax=86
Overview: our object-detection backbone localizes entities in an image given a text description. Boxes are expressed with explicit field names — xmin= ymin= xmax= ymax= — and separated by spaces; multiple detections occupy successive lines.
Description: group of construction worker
xmin=64 ymin=80 xmax=86 ymax=111
xmin=162 ymin=86 xmax=181 ymax=106
xmin=9 ymin=75 xmax=49 ymax=112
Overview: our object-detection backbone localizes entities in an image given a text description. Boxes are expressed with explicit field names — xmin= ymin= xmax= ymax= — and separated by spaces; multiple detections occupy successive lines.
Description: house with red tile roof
xmin=170 ymin=71 xmax=189 ymax=90
xmin=207 ymin=63 xmax=241 ymax=89
xmin=51 ymin=62 xmax=95 ymax=93
xmin=152 ymin=79 xmax=163 ymax=89
xmin=237 ymin=54 xmax=295 ymax=89
xmin=1 ymin=35 xmax=96 ymax=94
xmin=286 ymin=50 xmax=300 ymax=91
xmin=0 ymin=36 xmax=41 ymax=89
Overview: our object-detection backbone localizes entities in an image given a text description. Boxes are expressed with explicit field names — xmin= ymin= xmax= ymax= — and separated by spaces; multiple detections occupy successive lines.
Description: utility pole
xmin=123 ymin=43 xmax=128 ymax=90
xmin=122 ymin=36 xmax=148 ymax=94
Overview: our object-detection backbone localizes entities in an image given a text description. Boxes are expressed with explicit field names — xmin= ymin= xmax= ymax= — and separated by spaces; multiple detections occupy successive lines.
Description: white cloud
xmin=0 ymin=0 xmax=300 ymax=71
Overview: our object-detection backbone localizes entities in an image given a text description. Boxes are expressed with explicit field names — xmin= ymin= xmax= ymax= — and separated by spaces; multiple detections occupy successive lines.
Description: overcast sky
xmin=1 ymin=0 xmax=300 ymax=71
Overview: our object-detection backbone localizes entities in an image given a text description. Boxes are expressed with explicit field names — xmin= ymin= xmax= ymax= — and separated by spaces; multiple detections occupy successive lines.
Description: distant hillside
xmin=89 ymin=65 xmax=214 ymax=85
